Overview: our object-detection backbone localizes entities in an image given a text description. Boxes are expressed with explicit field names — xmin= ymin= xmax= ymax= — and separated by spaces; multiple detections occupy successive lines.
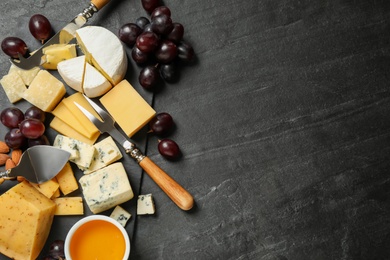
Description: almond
xmin=11 ymin=149 xmax=22 ymax=165
xmin=5 ymin=158 xmax=16 ymax=170
xmin=0 ymin=141 xmax=10 ymax=154
xmin=0 ymin=178 xmax=4 ymax=185
xmin=17 ymin=176 xmax=26 ymax=182
xmin=0 ymin=154 xmax=10 ymax=166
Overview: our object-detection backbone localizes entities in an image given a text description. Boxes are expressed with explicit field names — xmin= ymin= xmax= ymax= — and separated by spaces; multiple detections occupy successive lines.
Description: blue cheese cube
xmin=137 ymin=194 xmax=155 ymax=215
xmin=79 ymin=162 xmax=134 ymax=214
xmin=83 ymin=136 xmax=122 ymax=174
xmin=110 ymin=205 xmax=131 ymax=227
xmin=53 ymin=134 xmax=95 ymax=169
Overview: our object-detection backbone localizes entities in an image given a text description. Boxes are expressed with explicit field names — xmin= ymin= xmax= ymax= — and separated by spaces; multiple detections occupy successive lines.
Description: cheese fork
xmin=74 ymin=96 xmax=194 ymax=211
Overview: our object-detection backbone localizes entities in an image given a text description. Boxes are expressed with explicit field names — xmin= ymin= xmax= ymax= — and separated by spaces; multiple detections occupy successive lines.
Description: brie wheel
xmin=76 ymin=26 xmax=127 ymax=85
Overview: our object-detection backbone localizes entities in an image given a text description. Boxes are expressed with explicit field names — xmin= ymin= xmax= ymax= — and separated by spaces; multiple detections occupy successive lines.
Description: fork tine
xmin=82 ymin=94 xmax=114 ymax=123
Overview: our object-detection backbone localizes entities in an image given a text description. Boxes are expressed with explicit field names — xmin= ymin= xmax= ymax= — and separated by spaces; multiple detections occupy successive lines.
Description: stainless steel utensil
xmin=74 ymin=96 xmax=194 ymax=211
xmin=0 ymin=146 xmax=70 ymax=184
xmin=11 ymin=0 xmax=112 ymax=70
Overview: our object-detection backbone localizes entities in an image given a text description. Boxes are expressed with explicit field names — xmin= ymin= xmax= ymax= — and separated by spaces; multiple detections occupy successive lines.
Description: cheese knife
xmin=11 ymin=0 xmax=112 ymax=70
xmin=74 ymin=96 xmax=195 ymax=211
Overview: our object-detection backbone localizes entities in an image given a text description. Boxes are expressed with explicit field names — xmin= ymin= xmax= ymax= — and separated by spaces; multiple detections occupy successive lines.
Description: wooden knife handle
xmin=91 ymin=0 xmax=111 ymax=10
xmin=139 ymin=156 xmax=194 ymax=211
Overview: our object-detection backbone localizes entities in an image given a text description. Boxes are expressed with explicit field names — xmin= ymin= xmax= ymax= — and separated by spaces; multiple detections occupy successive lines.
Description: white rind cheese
xmin=110 ymin=205 xmax=131 ymax=227
xmin=57 ymin=55 xmax=85 ymax=93
xmin=137 ymin=194 xmax=155 ymax=215
xmin=83 ymin=62 xmax=112 ymax=98
xmin=79 ymin=162 xmax=134 ymax=214
xmin=76 ymin=26 xmax=127 ymax=85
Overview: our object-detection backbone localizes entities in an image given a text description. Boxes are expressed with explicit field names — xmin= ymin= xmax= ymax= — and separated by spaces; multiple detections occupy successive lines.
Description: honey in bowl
xmin=65 ymin=215 xmax=130 ymax=260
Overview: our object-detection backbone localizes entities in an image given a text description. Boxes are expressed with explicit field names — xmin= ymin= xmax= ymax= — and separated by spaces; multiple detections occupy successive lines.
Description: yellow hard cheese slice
xmin=50 ymin=117 xmax=98 ymax=145
xmin=31 ymin=178 xmax=60 ymax=199
xmin=100 ymin=80 xmax=156 ymax=137
xmin=76 ymin=26 xmax=127 ymax=85
xmin=0 ymin=71 xmax=27 ymax=103
xmin=23 ymin=70 xmax=66 ymax=112
xmin=53 ymin=197 xmax=84 ymax=215
xmin=8 ymin=64 xmax=40 ymax=86
xmin=42 ymin=43 xmax=77 ymax=70
xmin=0 ymin=181 xmax=56 ymax=260
xmin=56 ymin=162 xmax=78 ymax=195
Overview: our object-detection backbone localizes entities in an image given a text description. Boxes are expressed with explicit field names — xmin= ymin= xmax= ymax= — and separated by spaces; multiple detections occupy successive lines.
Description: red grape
xmin=19 ymin=118 xmax=45 ymax=139
xmin=135 ymin=16 xmax=150 ymax=30
xmin=0 ymin=107 xmax=24 ymax=128
xmin=139 ymin=65 xmax=161 ymax=90
xmin=151 ymin=14 xmax=173 ymax=35
xmin=158 ymin=139 xmax=181 ymax=160
xmin=155 ymin=40 xmax=177 ymax=63
xmin=48 ymin=240 xmax=65 ymax=259
xmin=1 ymin=37 xmax=28 ymax=59
xmin=5 ymin=128 xmax=26 ymax=149
xmin=132 ymin=46 xmax=150 ymax=64
xmin=118 ymin=23 xmax=142 ymax=47
xmin=29 ymin=14 xmax=52 ymax=43
xmin=149 ymin=112 xmax=174 ymax=136
xmin=136 ymin=32 xmax=160 ymax=53
xmin=151 ymin=6 xmax=171 ymax=19
xmin=28 ymin=135 xmax=50 ymax=147
xmin=177 ymin=41 xmax=195 ymax=62
xmin=141 ymin=0 xmax=161 ymax=13
xmin=167 ymin=23 xmax=184 ymax=43
xmin=160 ymin=63 xmax=179 ymax=82
xmin=24 ymin=106 xmax=45 ymax=122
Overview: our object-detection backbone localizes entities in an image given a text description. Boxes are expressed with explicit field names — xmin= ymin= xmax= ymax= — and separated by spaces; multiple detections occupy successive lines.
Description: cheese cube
xmin=56 ymin=162 xmax=78 ymax=195
xmin=53 ymin=134 xmax=95 ymax=169
xmin=84 ymin=136 xmax=123 ymax=174
xmin=110 ymin=205 xmax=131 ymax=227
xmin=100 ymin=80 xmax=155 ymax=137
xmin=137 ymin=194 xmax=155 ymax=215
xmin=31 ymin=178 xmax=60 ymax=199
xmin=8 ymin=64 xmax=40 ymax=85
xmin=23 ymin=70 xmax=66 ymax=112
xmin=53 ymin=197 xmax=84 ymax=215
xmin=0 ymin=71 xmax=27 ymax=103
xmin=42 ymin=43 xmax=77 ymax=70
xmin=50 ymin=116 xmax=98 ymax=145
xmin=0 ymin=181 xmax=56 ymax=260
xmin=79 ymin=162 xmax=134 ymax=214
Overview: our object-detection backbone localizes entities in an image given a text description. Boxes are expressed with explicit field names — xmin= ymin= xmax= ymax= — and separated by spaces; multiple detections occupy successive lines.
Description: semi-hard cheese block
xmin=53 ymin=134 xmax=95 ymax=169
xmin=79 ymin=162 xmax=134 ymax=214
xmin=57 ymin=55 xmax=85 ymax=93
xmin=76 ymin=26 xmax=127 ymax=85
xmin=23 ymin=70 xmax=66 ymax=112
xmin=50 ymin=117 xmax=98 ymax=145
xmin=100 ymin=80 xmax=156 ymax=137
xmin=110 ymin=205 xmax=131 ymax=227
xmin=56 ymin=162 xmax=78 ymax=195
xmin=53 ymin=197 xmax=84 ymax=215
xmin=0 ymin=71 xmax=27 ymax=103
xmin=42 ymin=43 xmax=77 ymax=70
xmin=8 ymin=64 xmax=40 ymax=86
xmin=0 ymin=181 xmax=56 ymax=260
xmin=137 ymin=194 xmax=155 ymax=215
xmin=84 ymin=136 xmax=123 ymax=174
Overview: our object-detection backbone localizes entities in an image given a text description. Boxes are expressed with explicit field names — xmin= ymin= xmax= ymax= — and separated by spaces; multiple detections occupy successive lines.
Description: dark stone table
xmin=0 ymin=0 xmax=389 ymax=259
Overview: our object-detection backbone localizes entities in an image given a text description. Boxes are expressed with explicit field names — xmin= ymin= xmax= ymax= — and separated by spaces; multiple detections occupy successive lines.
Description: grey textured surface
xmin=0 ymin=0 xmax=390 ymax=260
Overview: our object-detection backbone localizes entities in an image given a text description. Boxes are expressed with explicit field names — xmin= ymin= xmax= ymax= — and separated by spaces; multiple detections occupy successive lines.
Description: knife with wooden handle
xmin=11 ymin=0 xmax=112 ymax=70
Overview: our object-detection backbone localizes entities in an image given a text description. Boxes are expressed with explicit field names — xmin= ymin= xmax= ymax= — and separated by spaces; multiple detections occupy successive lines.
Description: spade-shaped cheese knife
xmin=11 ymin=0 xmax=112 ymax=70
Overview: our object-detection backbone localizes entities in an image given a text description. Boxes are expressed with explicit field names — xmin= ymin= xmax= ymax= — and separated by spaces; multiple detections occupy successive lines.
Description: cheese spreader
xmin=11 ymin=0 xmax=112 ymax=70
xmin=0 ymin=146 xmax=70 ymax=184
xmin=74 ymin=95 xmax=195 ymax=211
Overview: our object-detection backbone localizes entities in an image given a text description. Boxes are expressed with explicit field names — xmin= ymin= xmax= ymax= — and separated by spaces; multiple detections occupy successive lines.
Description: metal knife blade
xmin=11 ymin=0 xmax=112 ymax=70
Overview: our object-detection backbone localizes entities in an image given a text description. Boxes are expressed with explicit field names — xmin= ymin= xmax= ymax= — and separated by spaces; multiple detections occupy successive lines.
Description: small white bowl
xmin=64 ymin=215 xmax=130 ymax=260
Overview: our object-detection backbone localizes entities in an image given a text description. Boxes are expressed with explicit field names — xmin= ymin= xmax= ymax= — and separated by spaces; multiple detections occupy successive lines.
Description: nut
xmin=17 ymin=176 xmax=26 ymax=182
xmin=5 ymin=158 xmax=16 ymax=170
xmin=11 ymin=149 xmax=22 ymax=165
xmin=0 ymin=141 xmax=10 ymax=154
xmin=0 ymin=154 xmax=10 ymax=166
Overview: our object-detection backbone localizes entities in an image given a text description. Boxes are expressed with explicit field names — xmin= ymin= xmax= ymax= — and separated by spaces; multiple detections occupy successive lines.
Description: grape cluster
xmin=149 ymin=112 xmax=181 ymax=160
xmin=118 ymin=0 xmax=195 ymax=91
xmin=1 ymin=14 xmax=52 ymax=58
xmin=0 ymin=106 xmax=49 ymax=149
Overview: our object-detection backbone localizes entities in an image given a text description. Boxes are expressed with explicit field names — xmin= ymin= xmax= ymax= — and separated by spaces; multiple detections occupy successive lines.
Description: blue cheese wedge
xmin=53 ymin=134 xmax=95 ymax=169
xmin=110 ymin=205 xmax=131 ymax=227
xmin=137 ymin=194 xmax=155 ymax=215
xmin=79 ymin=162 xmax=134 ymax=214
xmin=83 ymin=136 xmax=122 ymax=174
